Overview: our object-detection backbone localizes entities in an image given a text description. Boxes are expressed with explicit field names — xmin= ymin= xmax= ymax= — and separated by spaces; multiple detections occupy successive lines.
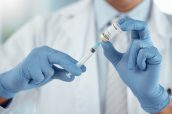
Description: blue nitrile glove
xmin=102 ymin=17 xmax=170 ymax=113
xmin=0 ymin=46 xmax=86 ymax=99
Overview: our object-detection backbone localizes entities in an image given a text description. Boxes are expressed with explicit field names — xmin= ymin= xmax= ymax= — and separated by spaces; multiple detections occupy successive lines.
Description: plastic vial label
xmin=100 ymin=21 xmax=121 ymax=42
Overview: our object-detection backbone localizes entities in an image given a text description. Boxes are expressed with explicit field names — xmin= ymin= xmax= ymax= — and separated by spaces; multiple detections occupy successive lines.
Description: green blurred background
xmin=0 ymin=0 xmax=78 ymax=43
xmin=1 ymin=0 xmax=172 ymax=43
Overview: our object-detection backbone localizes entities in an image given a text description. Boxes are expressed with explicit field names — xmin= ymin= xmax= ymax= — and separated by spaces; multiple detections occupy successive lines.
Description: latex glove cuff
xmin=137 ymin=85 xmax=170 ymax=113
xmin=0 ymin=79 xmax=15 ymax=99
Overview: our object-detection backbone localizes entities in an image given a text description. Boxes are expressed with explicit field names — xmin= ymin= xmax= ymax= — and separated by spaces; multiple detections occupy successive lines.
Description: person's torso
xmin=6 ymin=0 xmax=172 ymax=114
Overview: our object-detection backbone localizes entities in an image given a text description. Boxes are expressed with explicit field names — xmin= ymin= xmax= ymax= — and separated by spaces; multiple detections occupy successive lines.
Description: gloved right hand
xmin=102 ymin=17 xmax=170 ymax=113
xmin=0 ymin=46 xmax=86 ymax=99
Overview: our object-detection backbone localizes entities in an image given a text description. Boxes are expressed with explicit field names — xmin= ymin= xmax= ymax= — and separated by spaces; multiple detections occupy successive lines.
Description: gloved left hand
xmin=0 ymin=46 xmax=86 ymax=99
xmin=102 ymin=17 xmax=170 ymax=113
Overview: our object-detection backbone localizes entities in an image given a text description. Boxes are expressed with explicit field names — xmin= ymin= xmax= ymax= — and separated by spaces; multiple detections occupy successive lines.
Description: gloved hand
xmin=0 ymin=46 xmax=86 ymax=99
xmin=102 ymin=17 xmax=170 ymax=113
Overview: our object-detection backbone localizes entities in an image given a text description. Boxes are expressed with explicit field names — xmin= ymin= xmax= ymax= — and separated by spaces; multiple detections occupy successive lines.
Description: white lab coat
xmin=0 ymin=0 xmax=172 ymax=114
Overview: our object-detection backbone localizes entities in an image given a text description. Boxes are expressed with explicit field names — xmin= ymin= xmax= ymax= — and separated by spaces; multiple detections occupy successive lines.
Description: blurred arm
xmin=0 ymin=16 xmax=45 ymax=110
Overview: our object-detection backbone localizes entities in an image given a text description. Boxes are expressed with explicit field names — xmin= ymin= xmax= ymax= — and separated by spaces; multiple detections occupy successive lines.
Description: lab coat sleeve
xmin=0 ymin=16 xmax=47 ymax=113
xmin=0 ymin=106 xmax=7 ymax=114
xmin=0 ymin=16 xmax=46 ymax=72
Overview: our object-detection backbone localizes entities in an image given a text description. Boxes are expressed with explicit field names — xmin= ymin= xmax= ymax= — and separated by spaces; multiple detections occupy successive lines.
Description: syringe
xmin=66 ymin=41 xmax=102 ymax=78
xmin=66 ymin=19 xmax=122 ymax=78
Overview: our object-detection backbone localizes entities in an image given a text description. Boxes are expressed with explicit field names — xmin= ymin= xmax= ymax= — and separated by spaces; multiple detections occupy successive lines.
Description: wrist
xmin=0 ymin=97 xmax=12 ymax=108
xmin=0 ymin=97 xmax=9 ymax=104
xmin=0 ymin=78 xmax=15 ymax=99
xmin=156 ymin=99 xmax=172 ymax=114
xmin=138 ymin=85 xmax=170 ymax=113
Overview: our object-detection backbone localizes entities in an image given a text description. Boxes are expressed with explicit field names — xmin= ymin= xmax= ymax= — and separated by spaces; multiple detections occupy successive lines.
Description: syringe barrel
xmin=66 ymin=51 xmax=94 ymax=78
xmin=100 ymin=21 xmax=121 ymax=42
xmin=76 ymin=51 xmax=94 ymax=67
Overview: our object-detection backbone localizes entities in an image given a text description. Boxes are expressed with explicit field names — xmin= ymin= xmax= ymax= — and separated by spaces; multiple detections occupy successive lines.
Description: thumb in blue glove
xmin=102 ymin=17 xmax=170 ymax=113
xmin=0 ymin=46 xmax=86 ymax=99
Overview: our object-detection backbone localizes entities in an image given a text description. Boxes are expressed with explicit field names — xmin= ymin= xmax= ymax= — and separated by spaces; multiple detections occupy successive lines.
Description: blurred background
xmin=0 ymin=0 xmax=78 ymax=43
xmin=0 ymin=0 xmax=172 ymax=43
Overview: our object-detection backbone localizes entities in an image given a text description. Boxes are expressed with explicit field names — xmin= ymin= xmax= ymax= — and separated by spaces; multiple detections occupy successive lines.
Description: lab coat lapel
xmin=151 ymin=5 xmax=172 ymax=39
xmin=61 ymin=1 xmax=101 ymax=114
xmin=148 ymin=4 xmax=169 ymax=51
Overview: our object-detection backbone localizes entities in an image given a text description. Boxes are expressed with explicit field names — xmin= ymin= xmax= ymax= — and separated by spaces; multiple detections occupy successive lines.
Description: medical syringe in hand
xmin=66 ymin=19 xmax=122 ymax=78
xmin=66 ymin=41 xmax=102 ymax=78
